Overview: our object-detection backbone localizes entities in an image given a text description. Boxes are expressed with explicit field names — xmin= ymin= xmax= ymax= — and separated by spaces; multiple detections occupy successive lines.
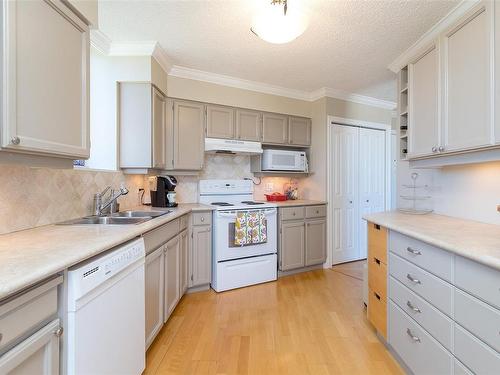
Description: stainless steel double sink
xmin=58 ymin=210 xmax=172 ymax=225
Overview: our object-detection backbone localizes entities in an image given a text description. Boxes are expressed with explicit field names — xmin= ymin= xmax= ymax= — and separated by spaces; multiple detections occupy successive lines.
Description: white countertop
xmin=0 ymin=204 xmax=214 ymax=301
xmin=258 ymin=199 xmax=327 ymax=207
xmin=364 ymin=211 xmax=500 ymax=271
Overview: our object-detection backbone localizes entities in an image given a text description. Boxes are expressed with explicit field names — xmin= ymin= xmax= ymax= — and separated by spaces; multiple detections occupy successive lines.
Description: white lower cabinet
xmin=0 ymin=319 xmax=61 ymax=375
xmin=180 ymin=229 xmax=189 ymax=295
xmin=145 ymin=246 xmax=164 ymax=349
xmin=164 ymin=235 xmax=181 ymax=321
xmin=190 ymin=222 xmax=212 ymax=288
xmin=389 ymin=302 xmax=453 ymax=375
xmin=387 ymin=230 xmax=500 ymax=374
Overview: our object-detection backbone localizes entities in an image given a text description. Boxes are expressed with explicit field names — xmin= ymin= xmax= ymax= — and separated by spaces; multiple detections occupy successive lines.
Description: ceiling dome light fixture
xmin=251 ymin=0 xmax=309 ymax=44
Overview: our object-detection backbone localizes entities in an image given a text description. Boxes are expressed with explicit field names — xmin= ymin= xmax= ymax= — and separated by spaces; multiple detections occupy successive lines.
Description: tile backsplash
xmin=0 ymin=154 xmax=306 ymax=235
xmin=0 ymin=165 xmax=144 ymax=235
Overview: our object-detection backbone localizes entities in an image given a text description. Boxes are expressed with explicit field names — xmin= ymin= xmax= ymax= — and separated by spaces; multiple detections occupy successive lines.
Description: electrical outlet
xmin=265 ymin=183 xmax=274 ymax=192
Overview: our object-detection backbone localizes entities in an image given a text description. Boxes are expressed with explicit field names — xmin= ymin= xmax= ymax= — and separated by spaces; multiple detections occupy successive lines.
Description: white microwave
xmin=262 ymin=149 xmax=308 ymax=172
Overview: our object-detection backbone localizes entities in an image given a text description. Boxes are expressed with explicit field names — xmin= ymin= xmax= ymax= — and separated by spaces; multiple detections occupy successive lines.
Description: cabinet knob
xmin=349 ymin=200 xmax=353 ymax=204
xmin=438 ymin=146 xmax=445 ymax=152
xmin=10 ymin=136 xmax=20 ymax=145
xmin=200 ymin=217 xmax=204 ymax=222
xmin=292 ymin=212 xmax=296 ymax=216
xmin=431 ymin=146 xmax=437 ymax=152
xmin=53 ymin=326 xmax=64 ymax=337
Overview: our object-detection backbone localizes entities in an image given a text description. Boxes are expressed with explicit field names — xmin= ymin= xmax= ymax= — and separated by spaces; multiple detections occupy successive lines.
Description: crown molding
xmin=90 ymin=29 xmax=111 ymax=55
xmin=388 ymin=0 xmax=480 ymax=73
xmin=169 ymin=65 xmax=311 ymax=101
xmin=89 ymin=34 xmax=396 ymax=109
xmin=321 ymin=87 xmax=396 ymax=110
xmin=152 ymin=44 xmax=174 ymax=75
xmin=169 ymin=66 xmax=396 ymax=109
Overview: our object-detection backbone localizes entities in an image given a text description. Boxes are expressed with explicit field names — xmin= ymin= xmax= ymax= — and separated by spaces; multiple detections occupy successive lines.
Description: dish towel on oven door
xmin=234 ymin=210 xmax=267 ymax=246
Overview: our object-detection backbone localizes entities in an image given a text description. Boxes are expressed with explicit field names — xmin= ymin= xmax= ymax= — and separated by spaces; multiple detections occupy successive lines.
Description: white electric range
xmin=199 ymin=179 xmax=277 ymax=292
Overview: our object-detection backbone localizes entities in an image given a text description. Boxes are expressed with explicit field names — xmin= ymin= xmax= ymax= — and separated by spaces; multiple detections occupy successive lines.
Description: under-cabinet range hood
xmin=205 ymin=138 xmax=263 ymax=155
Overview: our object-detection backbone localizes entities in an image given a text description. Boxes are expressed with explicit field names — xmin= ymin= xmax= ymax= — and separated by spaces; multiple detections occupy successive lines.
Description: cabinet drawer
xmin=280 ymin=207 xmax=305 ymax=221
xmin=455 ymin=255 xmax=500 ymax=309
xmin=368 ymin=222 xmax=387 ymax=264
xmin=192 ymin=211 xmax=212 ymax=226
xmin=390 ymin=231 xmax=453 ymax=282
xmin=143 ymin=219 xmax=179 ymax=254
xmin=367 ymin=288 xmax=386 ymax=339
xmin=368 ymin=256 xmax=387 ymax=299
xmin=454 ymin=324 xmax=500 ymax=375
xmin=454 ymin=288 xmax=500 ymax=353
xmin=389 ymin=276 xmax=453 ymax=351
xmin=390 ymin=253 xmax=453 ymax=316
xmin=179 ymin=214 xmax=189 ymax=231
xmin=0 ymin=277 xmax=61 ymax=353
xmin=389 ymin=302 xmax=453 ymax=375
xmin=305 ymin=205 xmax=326 ymax=219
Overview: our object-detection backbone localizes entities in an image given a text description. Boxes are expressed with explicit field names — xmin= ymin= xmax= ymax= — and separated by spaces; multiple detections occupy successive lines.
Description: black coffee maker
xmin=150 ymin=175 xmax=178 ymax=207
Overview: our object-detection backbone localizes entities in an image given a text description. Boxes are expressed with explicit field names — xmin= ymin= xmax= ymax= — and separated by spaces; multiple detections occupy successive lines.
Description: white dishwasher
xmin=66 ymin=238 xmax=145 ymax=375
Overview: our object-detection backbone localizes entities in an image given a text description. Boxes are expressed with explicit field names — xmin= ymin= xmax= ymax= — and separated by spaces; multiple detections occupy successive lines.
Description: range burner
xmin=211 ymin=202 xmax=234 ymax=207
xmin=241 ymin=201 xmax=265 ymax=205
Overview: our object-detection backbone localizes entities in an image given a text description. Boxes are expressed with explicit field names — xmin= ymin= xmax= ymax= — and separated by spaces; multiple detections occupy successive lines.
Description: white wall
xmin=86 ymin=50 xmax=152 ymax=170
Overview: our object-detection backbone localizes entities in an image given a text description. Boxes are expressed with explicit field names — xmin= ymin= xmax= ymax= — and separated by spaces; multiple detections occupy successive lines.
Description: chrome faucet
xmin=93 ymin=186 xmax=129 ymax=216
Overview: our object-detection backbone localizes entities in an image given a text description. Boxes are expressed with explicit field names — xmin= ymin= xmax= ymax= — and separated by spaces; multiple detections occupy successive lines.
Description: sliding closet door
xmin=332 ymin=125 xmax=360 ymax=264
xmin=359 ymin=128 xmax=386 ymax=258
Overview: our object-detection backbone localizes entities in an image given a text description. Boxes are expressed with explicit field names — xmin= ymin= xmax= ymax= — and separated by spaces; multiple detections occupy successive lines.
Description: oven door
xmin=214 ymin=208 xmax=277 ymax=262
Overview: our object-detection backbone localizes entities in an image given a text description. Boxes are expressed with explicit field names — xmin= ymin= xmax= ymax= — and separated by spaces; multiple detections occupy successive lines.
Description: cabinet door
xmin=206 ymin=105 xmax=235 ymax=139
xmin=288 ymin=117 xmax=311 ymax=146
xmin=145 ymin=246 xmax=164 ymax=349
xmin=408 ymin=45 xmax=440 ymax=158
xmin=442 ymin=3 xmax=493 ymax=152
xmin=164 ymin=235 xmax=180 ymax=321
xmin=2 ymin=0 xmax=90 ymax=158
xmin=173 ymin=100 xmax=205 ymax=170
xmin=190 ymin=226 xmax=212 ymax=287
xmin=305 ymin=219 xmax=327 ymax=266
xmin=0 ymin=319 xmax=60 ymax=375
xmin=235 ymin=109 xmax=261 ymax=141
xmin=262 ymin=113 xmax=288 ymax=144
xmin=179 ymin=229 xmax=189 ymax=295
xmin=152 ymin=87 xmax=166 ymax=169
xmin=280 ymin=221 xmax=305 ymax=271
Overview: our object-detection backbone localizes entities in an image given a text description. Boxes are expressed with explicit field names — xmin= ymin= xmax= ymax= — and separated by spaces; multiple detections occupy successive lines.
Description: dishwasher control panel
xmin=68 ymin=238 xmax=145 ymax=307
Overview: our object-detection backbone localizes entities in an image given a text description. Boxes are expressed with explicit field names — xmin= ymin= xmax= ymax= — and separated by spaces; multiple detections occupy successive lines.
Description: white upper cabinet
xmin=206 ymin=105 xmax=235 ymax=139
xmin=408 ymin=45 xmax=440 ymax=158
xmin=393 ymin=1 xmax=499 ymax=165
xmin=1 ymin=0 xmax=90 ymax=159
xmin=442 ymin=2 xmax=493 ymax=152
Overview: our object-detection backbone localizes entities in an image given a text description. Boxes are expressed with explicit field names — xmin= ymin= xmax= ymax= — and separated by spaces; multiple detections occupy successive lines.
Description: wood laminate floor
xmin=145 ymin=261 xmax=403 ymax=374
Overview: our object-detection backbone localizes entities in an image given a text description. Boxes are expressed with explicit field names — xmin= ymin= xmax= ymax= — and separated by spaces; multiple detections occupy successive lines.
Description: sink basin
xmin=111 ymin=210 xmax=171 ymax=218
xmin=57 ymin=210 xmax=172 ymax=225
xmin=58 ymin=216 xmax=150 ymax=225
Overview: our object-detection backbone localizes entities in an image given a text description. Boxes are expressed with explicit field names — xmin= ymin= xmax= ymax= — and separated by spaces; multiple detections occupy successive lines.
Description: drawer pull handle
xmin=407 ymin=274 xmax=421 ymax=284
xmin=374 ymin=258 xmax=381 ymax=265
xmin=406 ymin=328 xmax=421 ymax=343
xmin=374 ymin=224 xmax=381 ymax=230
xmin=374 ymin=292 xmax=381 ymax=300
xmin=406 ymin=301 xmax=421 ymax=313
xmin=407 ymin=247 xmax=422 ymax=255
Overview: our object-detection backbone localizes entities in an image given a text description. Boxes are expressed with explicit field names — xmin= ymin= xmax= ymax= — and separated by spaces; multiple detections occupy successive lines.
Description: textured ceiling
xmin=99 ymin=0 xmax=459 ymax=102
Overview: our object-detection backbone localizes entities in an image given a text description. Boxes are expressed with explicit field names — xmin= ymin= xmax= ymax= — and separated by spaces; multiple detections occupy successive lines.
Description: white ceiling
xmin=99 ymin=0 xmax=459 ymax=102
